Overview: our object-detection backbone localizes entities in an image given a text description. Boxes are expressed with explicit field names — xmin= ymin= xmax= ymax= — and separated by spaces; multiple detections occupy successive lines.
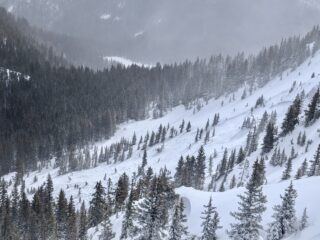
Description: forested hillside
xmin=0 ymin=8 xmax=320 ymax=178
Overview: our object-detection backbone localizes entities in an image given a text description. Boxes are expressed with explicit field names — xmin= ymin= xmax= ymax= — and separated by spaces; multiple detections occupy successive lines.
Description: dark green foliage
xmin=262 ymin=122 xmax=277 ymax=153
xmin=115 ymin=173 xmax=129 ymax=211
xmin=305 ymin=88 xmax=320 ymax=126
xmin=281 ymin=95 xmax=301 ymax=136
xmin=0 ymin=8 xmax=319 ymax=176
xmin=308 ymin=144 xmax=320 ymax=176
xmin=267 ymin=183 xmax=298 ymax=240
xmin=89 ymin=181 xmax=107 ymax=227
xmin=228 ymin=159 xmax=267 ymax=240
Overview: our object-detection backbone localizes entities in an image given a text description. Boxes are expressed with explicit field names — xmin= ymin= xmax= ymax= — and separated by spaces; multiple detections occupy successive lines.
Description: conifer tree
xmin=79 ymin=201 xmax=88 ymax=240
xmin=308 ymin=144 xmax=320 ymax=176
xmin=204 ymin=131 xmax=210 ymax=144
xmin=89 ymin=181 xmax=107 ymax=227
xmin=257 ymin=111 xmax=269 ymax=134
xmin=282 ymin=158 xmax=292 ymax=180
xmin=299 ymin=208 xmax=308 ymax=231
xmin=236 ymin=147 xmax=246 ymax=164
xmin=115 ymin=173 xmax=129 ymax=211
xmin=281 ymin=95 xmax=301 ymax=136
xmin=99 ymin=217 xmax=115 ymax=240
xmin=142 ymin=149 xmax=148 ymax=168
xmin=169 ymin=199 xmax=189 ymax=240
xmin=120 ymin=181 xmax=136 ymax=240
xmin=56 ymin=190 xmax=68 ymax=239
xmin=248 ymin=126 xmax=258 ymax=155
xmin=180 ymin=120 xmax=185 ymax=133
xmin=66 ymin=196 xmax=77 ymax=240
xmin=229 ymin=175 xmax=237 ymax=189
xmin=262 ymin=122 xmax=276 ymax=153
xmin=228 ymin=160 xmax=267 ymax=240
xmin=219 ymin=149 xmax=228 ymax=178
xmin=200 ymin=197 xmax=221 ymax=240
xmin=300 ymin=159 xmax=308 ymax=176
xmin=267 ymin=182 xmax=298 ymax=240
xmin=305 ymin=88 xmax=319 ymax=126
xmin=174 ymin=157 xmax=185 ymax=187
xmin=186 ymin=122 xmax=191 ymax=132
xmin=132 ymin=132 xmax=137 ymax=145
xmin=136 ymin=176 xmax=168 ymax=240
xmin=227 ymin=149 xmax=236 ymax=171
xmin=195 ymin=129 xmax=199 ymax=142
xmin=195 ymin=146 xmax=206 ymax=190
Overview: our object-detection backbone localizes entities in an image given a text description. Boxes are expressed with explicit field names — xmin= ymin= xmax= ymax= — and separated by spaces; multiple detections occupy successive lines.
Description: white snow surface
xmin=4 ymin=50 xmax=320 ymax=239
xmin=100 ymin=14 xmax=111 ymax=20
xmin=134 ymin=31 xmax=144 ymax=38
xmin=103 ymin=56 xmax=152 ymax=68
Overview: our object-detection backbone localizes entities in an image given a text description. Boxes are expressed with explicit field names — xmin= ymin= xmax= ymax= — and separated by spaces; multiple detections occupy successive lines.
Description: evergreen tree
xmin=195 ymin=146 xmax=206 ymax=190
xmin=132 ymin=132 xmax=137 ymax=145
xmin=120 ymin=181 xmax=136 ymax=240
xmin=267 ymin=182 xmax=298 ymax=240
xmin=299 ymin=208 xmax=308 ymax=231
xmin=174 ymin=157 xmax=185 ymax=187
xmin=248 ymin=126 xmax=258 ymax=155
xmin=236 ymin=147 xmax=246 ymax=164
xmin=79 ymin=201 xmax=88 ymax=240
xmin=200 ymin=197 xmax=221 ymax=240
xmin=300 ymin=159 xmax=308 ymax=176
xmin=180 ymin=120 xmax=185 ymax=133
xmin=169 ymin=199 xmax=189 ymax=240
xmin=136 ymin=177 xmax=168 ymax=240
xmin=281 ymin=158 xmax=292 ymax=180
xmin=219 ymin=149 xmax=228 ymax=178
xmin=228 ymin=161 xmax=267 ymax=240
xmin=66 ymin=196 xmax=77 ymax=240
xmin=89 ymin=181 xmax=107 ymax=227
xmin=308 ymin=144 xmax=320 ymax=176
xmin=186 ymin=122 xmax=191 ymax=132
xmin=227 ymin=149 xmax=236 ymax=171
xmin=305 ymin=88 xmax=320 ymax=126
xmin=257 ymin=111 xmax=269 ymax=134
xmin=281 ymin=95 xmax=301 ymax=136
xmin=142 ymin=149 xmax=148 ymax=168
xmin=99 ymin=217 xmax=115 ymax=240
xmin=115 ymin=173 xmax=129 ymax=211
xmin=56 ymin=190 xmax=68 ymax=239
xmin=262 ymin=122 xmax=276 ymax=153
xmin=230 ymin=175 xmax=237 ymax=189
xmin=204 ymin=131 xmax=210 ymax=144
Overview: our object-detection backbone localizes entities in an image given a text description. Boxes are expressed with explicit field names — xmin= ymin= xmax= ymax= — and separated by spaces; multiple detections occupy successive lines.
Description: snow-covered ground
xmin=103 ymin=56 xmax=152 ymax=68
xmin=100 ymin=14 xmax=111 ymax=20
xmin=4 ymin=50 xmax=320 ymax=239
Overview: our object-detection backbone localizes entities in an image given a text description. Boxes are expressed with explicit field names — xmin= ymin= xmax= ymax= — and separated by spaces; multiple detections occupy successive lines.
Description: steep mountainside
xmin=3 ymin=43 xmax=320 ymax=239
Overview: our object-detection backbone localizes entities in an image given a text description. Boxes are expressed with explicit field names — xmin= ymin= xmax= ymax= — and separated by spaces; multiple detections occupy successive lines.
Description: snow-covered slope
xmin=3 ymin=50 xmax=320 ymax=239
xmin=103 ymin=56 xmax=152 ymax=68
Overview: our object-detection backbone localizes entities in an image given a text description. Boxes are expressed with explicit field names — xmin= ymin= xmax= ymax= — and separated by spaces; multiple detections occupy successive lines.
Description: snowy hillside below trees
xmin=1 ymin=42 xmax=320 ymax=240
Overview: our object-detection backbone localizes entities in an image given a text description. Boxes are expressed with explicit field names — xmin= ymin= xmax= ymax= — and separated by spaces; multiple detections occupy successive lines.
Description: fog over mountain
xmin=1 ymin=0 xmax=320 ymax=66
